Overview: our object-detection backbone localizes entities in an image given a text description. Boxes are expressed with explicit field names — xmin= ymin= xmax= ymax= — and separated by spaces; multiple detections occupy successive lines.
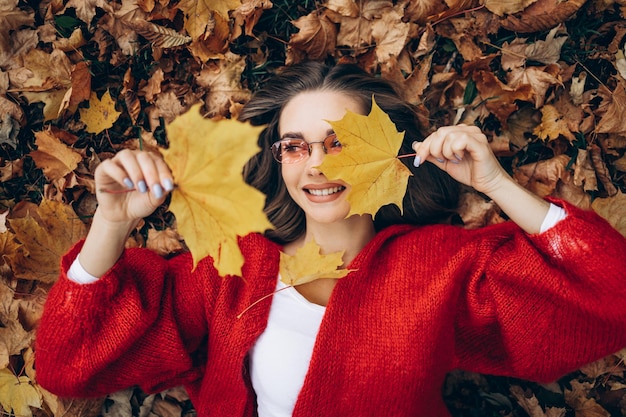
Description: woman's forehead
xmin=278 ymin=90 xmax=364 ymax=135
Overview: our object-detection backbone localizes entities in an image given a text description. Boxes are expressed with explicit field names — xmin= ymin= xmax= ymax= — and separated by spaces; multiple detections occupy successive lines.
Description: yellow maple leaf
xmin=161 ymin=104 xmax=272 ymax=276
xmin=280 ymin=240 xmax=353 ymax=286
xmin=0 ymin=368 xmax=42 ymax=417
xmin=6 ymin=199 xmax=87 ymax=283
xmin=79 ymin=90 xmax=122 ymax=134
xmin=318 ymin=97 xmax=412 ymax=218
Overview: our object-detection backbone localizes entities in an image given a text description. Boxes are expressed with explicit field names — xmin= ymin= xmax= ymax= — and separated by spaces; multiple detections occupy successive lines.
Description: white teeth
xmin=307 ymin=186 xmax=344 ymax=196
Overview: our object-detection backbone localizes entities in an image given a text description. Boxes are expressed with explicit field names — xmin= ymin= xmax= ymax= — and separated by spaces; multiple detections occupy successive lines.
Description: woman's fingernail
xmin=436 ymin=158 xmax=445 ymax=163
xmin=413 ymin=155 xmax=421 ymax=168
xmin=163 ymin=178 xmax=174 ymax=191
xmin=454 ymin=153 xmax=463 ymax=161
xmin=137 ymin=180 xmax=148 ymax=193
xmin=123 ymin=178 xmax=134 ymax=189
xmin=152 ymin=184 xmax=164 ymax=199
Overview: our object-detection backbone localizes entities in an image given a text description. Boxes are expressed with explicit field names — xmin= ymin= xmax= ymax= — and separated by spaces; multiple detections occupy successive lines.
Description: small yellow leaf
xmin=532 ymin=104 xmax=576 ymax=142
xmin=79 ymin=90 xmax=122 ymax=134
xmin=280 ymin=240 xmax=353 ymax=286
xmin=319 ymin=97 xmax=412 ymax=217
xmin=162 ymin=104 xmax=272 ymax=276
xmin=0 ymin=368 xmax=42 ymax=417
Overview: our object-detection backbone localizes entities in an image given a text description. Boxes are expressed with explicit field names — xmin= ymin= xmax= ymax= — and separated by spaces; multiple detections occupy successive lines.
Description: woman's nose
xmin=307 ymin=142 xmax=327 ymax=162
xmin=306 ymin=143 xmax=326 ymax=174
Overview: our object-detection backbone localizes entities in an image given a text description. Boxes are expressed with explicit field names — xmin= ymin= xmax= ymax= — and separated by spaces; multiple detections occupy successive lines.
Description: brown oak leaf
xmin=287 ymin=11 xmax=337 ymax=64
xmin=591 ymin=189 xmax=626 ymax=237
xmin=29 ymin=129 xmax=82 ymax=181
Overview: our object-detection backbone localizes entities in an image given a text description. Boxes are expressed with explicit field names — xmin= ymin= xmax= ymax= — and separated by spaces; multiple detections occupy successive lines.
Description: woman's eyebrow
xmin=279 ymin=129 xmax=335 ymax=140
xmin=280 ymin=132 xmax=304 ymax=140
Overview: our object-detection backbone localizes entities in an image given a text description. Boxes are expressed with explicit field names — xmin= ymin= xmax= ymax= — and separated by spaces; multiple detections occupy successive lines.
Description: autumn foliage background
xmin=1 ymin=0 xmax=626 ymax=415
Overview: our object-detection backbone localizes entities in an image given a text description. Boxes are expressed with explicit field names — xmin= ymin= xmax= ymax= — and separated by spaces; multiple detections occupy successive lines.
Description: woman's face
xmin=278 ymin=90 xmax=364 ymax=226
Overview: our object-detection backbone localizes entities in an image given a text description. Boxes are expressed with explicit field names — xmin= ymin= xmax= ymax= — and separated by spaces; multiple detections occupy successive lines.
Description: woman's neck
xmin=283 ymin=215 xmax=376 ymax=306
xmin=296 ymin=214 xmax=376 ymax=267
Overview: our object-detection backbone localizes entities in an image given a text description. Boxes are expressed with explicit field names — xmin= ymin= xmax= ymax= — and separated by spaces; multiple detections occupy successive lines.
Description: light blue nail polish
xmin=138 ymin=180 xmax=148 ymax=193
xmin=413 ymin=155 xmax=421 ymax=168
xmin=436 ymin=158 xmax=445 ymax=163
xmin=454 ymin=153 xmax=463 ymax=161
xmin=163 ymin=178 xmax=174 ymax=191
xmin=152 ymin=184 xmax=164 ymax=199
xmin=123 ymin=178 xmax=134 ymax=189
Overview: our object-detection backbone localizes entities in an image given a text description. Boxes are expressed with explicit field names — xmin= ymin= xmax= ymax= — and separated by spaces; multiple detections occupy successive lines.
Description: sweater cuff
xmin=539 ymin=203 xmax=567 ymax=234
xmin=67 ymin=254 xmax=100 ymax=284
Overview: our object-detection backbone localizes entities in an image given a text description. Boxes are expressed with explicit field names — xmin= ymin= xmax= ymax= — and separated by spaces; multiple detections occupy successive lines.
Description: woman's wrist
xmin=485 ymin=176 xmax=551 ymax=234
xmin=78 ymin=209 xmax=138 ymax=277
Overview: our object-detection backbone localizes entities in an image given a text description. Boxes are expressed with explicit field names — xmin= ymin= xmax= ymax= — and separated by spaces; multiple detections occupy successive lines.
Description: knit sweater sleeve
xmin=35 ymin=241 xmax=214 ymax=398
xmin=453 ymin=199 xmax=626 ymax=382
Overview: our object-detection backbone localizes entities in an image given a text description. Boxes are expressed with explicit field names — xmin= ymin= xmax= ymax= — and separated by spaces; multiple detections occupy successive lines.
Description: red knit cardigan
xmin=36 ymin=200 xmax=626 ymax=417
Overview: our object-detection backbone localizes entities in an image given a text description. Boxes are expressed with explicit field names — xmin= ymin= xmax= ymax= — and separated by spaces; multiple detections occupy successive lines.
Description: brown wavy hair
xmin=240 ymin=61 xmax=460 ymax=244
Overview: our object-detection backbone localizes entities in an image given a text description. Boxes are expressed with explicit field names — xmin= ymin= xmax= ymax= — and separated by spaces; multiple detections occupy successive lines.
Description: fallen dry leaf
xmin=0 ymin=368 xmax=42 ymax=417
xmin=0 ymin=282 xmax=33 ymax=369
xmin=177 ymin=0 xmax=241 ymax=38
xmin=280 ymin=239 xmax=353 ymax=286
xmin=195 ymin=52 xmax=251 ymax=118
xmin=573 ymin=149 xmax=598 ymax=192
xmin=499 ymin=0 xmax=586 ymax=32
xmin=513 ymin=154 xmax=570 ymax=197
xmin=79 ymin=90 xmax=122 ymax=134
xmin=564 ymin=380 xmax=610 ymax=417
xmin=591 ymin=189 xmax=626 ymax=237
xmin=29 ymin=130 xmax=82 ymax=181
xmin=287 ymin=11 xmax=337 ymax=64
xmin=161 ymin=104 xmax=272 ymax=276
xmin=231 ymin=0 xmax=273 ymax=39
xmin=319 ymin=97 xmax=412 ymax=218
xmin=509 ymin=384 xmax=566 ymax=417
xmin=484 ymin=0 xmax=538 ymax=17
xmin=533 ymin=104 xmax=576 ymax=142
xmin=6 ymin=199 xmax=87 ymax=283
xmin=473 ymin=69 xmax=534 ymax=127
xmin=596 ymin=82 xmax=626 ymax=134
xmin=17 ymin=49 xmax=72 ymax=121
xmin=146 ymin=227 xmax=184 ymax=257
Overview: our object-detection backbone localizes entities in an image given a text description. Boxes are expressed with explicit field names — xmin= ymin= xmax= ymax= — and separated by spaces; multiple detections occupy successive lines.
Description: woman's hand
xmin=76 ymin=150 xmax=175 ymax=278
xmin=411 ymin=124 xmax=508 ymax=196
xmin=95 ymin=149 xmax=174 ymax=224
xmin=412 ymin=124 xmax=551 ymax=234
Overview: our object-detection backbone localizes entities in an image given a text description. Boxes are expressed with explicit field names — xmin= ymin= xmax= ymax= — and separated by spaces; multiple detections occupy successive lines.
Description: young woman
xmin=36 ymin=62 xmax=626 ymax=417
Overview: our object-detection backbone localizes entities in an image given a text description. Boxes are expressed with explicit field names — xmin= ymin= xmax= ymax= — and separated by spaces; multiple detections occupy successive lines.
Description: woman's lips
xmin=304 ymin=185 xmax=346 ymax=201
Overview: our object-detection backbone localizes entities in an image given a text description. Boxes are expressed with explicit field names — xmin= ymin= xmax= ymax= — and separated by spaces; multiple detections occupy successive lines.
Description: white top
xmin=66 ymin=204 xmax=566 ymax=417
xmin=249 ymin=278 xmax=325 ymax=416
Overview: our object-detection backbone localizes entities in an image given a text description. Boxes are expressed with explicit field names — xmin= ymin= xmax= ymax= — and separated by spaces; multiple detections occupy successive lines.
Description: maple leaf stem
xmin=98 ymin=188 xmax=136 ymax=194
xmin=397 ymin=153 xmax=417 ymax=160
xmin=236 ymin=285 xmax=292 ymax=319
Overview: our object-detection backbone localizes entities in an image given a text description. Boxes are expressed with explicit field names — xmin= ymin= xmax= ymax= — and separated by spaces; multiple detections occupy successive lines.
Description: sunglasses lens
xmin=324 ymin=134 xmax=342 ymax=154
xmin=272 ymin=139 xmax=309 ymax=163
xmin=271 ymin=135 xmax=342 ymax=163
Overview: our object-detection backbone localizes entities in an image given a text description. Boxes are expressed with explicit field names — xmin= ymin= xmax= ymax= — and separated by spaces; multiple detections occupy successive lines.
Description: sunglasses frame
xmin=270 ymin=133 xmax=342 ymax=164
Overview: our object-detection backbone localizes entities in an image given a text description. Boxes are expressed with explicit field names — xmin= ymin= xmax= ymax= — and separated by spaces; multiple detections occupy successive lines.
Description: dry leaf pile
xmin=1 ymin=0 xmax=625 ymax=415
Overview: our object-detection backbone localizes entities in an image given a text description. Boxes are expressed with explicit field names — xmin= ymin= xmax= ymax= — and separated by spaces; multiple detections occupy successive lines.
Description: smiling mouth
xmin=305 ymin=186 xmax=346 ymax=196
